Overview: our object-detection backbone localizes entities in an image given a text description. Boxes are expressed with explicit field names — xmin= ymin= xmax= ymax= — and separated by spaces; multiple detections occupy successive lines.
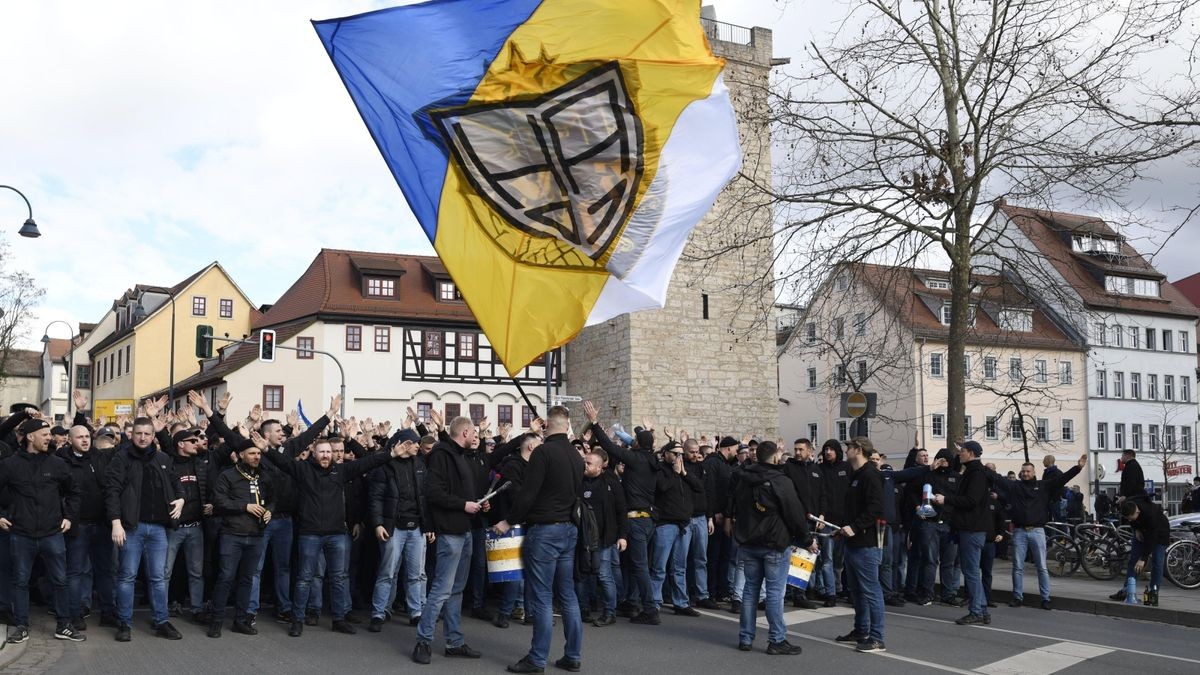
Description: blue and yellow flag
xmin=314 ymin=0 xmax=741 ymax=375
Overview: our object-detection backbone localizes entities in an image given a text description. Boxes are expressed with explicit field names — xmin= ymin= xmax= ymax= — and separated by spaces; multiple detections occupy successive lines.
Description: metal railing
xmin=700 ymin=17 xmax=753 ymax=46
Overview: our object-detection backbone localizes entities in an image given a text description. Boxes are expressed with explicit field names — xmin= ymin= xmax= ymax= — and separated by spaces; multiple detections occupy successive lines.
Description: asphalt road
xmin=5 ymin=599 xmax=1199 ymax=674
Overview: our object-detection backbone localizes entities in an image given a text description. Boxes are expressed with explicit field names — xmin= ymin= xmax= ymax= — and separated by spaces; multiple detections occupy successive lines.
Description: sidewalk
xmin=985 ymin=558 xmax=1200 ymax=628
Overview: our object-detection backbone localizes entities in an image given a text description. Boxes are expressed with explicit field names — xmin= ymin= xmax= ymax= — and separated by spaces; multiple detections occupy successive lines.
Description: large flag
xmin=314 ymin=0 xmax=741 ymax=375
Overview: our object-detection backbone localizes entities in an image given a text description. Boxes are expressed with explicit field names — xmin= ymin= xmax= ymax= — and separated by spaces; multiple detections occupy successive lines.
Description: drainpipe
xmin=917 ymin=337 xmax=927 ymax=449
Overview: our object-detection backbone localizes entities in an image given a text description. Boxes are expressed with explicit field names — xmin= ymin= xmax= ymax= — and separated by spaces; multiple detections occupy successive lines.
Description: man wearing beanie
xmin=934 ymin=440 xmax=991 ymax=625
xmin=703 ymin=436 xmax=740 ymax=602
xmin=367 ymin=428 xmax=431 ymax=631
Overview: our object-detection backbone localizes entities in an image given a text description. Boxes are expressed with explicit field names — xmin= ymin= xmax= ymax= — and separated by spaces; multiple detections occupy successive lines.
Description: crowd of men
xmin=0 ymin=390 xmax=1164 ymax=670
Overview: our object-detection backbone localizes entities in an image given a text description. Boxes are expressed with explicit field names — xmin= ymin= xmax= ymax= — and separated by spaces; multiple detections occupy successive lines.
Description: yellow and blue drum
xmin=787 ymin=547 xmax=818 ymax=590
xmin=485 ymin=525 xmax=524 ymax=583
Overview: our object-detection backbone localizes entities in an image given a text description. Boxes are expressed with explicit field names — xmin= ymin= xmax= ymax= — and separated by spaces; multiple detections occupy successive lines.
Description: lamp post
xmin=0 ymin=185 xmax=41 ymax=238
xmin=167 ymin=290 xmax=177 ymax=410
xmin=42 ymin=320 xmax=77 ymax=417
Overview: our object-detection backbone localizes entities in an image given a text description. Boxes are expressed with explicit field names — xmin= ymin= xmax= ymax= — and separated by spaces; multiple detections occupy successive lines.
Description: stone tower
xmin=564 ymin=15 xmax=780 ymax=440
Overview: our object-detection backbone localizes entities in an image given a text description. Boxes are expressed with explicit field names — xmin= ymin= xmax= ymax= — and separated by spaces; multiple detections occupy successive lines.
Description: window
xmin=835 ymin=364 xmax=847 ymax=386
xmin=75 ymin=365 xmax=90 ymax=389
xmin=1096 ymin=370 xmax=1107 ymax=397
xmin=1096 ymin=422 xmax=1107 ymax=450
xmin=963 ymin=355 xmax=971 ymax=379
xmin=297 ymin=336 xmax=314 ymax=359
xmin=807 ymin=368 xmax=818 ymax=390
xmin=1010 ymin=416 xmax=1024 ymax=440
xmin=1059 ymin=361 xmax=1072 ymax=384
xmin=834 ymin=317 xmax=845 ymax=339
xmin=116 ymin=348 xmax=123 ymax=377
xmin=125 ymin=346 xmax=130 ymax=374
xmin=931 ymin=414 xmax=945 ymax=439
xmin=1112 ymin=324 xmax=1124 ymax=347
xmin=417 ymin=402 xmax=432 ymax=422
xmin=1115 ymin=423 xmax=1126 ymax=450
xmin=930 ymin=353 xmax=944 ymax=377
xmin=1130 ymin=373 xmax=1142 ymax=399
xmin=964 ymin=415 xmax=973 ymax=439
xmin=59 ymin=372 xmax=69 ymax=394
xmin=701 ymin=293 xmax=709 ymax=320
xmin=1148 ymin=425 xmax=1159 ymax=451
xmin=1183 ymin=427 xmax=1192 ymax=453
xmin=1009 ymin=357 xmax=1023 ymax=380
xmin=1146 ymin=327 xmax=1157 ymax=350
xmin=854 ymin=312 xmax=866 ymax=336
xmin=497 ymin=405 xmax=513 ymax=426
xmin=984 ymin=356 xmax=997 ymax=380
xmin=1073 ymin=234 xmax=1120 ymax=254
xmin=1165 ymin=426 xmax=1177 ymax=450
xmin=999 ymin=309 xmax=1033 ymax=332
xmin=837 ymin=421 xmax=849 ymax=441
xmin=423 ymin=331 xmax=443 ymax=357
xmin=521 ymin=406 xmax=534 ymax=427
xmin=926 ymin=278 xmax=950 ymax=290
xmin=458 ymin=333 xmax=476 ymax=360
xmin=1163 ymin=330 xmax=1174 ymax=352
xmin=374 ymin=326 xmax=391 ymax=352
xmin=1132 ymin=424 xmax=1142 ymax=451
xmin=985 ymin=416 xmax=998 ymax=440
xmin=805 ymin=322 xmax=816 ymax=343
xmin=219 ymin=298 xmax=233 ymax=319
xmin=859 ymin=419 xmax=870 ymax=437
xmin=1164 ymin=375 xmax=1174 ymax=401
xmin=940 ymin=303 xmax=952 ymax=325
xmin=1148 ymin=374 xmax=1158 ymax=400
xmin=345 ymin=325 xmax=362 ymax=351
xmin=1130 ymin=326 xmax=1140 ymax=349
xmin=835 ymin=273 xmax=850 ymax=291
xmin=1061 ymin=419 xmax=1075 ymax=442
xmin=1181 ymin=331 xmax=1190 ymax=353
xmin=445 ymin=403 xmax=461 ymax=419
xmin=1094 ymin=323 xmax=1107 ymax=346
xmin=438 ymin=281 xmax=462 ymax=302
xmin=1183 ymin=376 xmax=1191 ymax=403
xmin=366 ymin=277 xmax=395 ymax=297
xmin=857 ymin=360 xmax=868 ymax=385
xmin=192 ymin=296 xmax=206 ymax=316
xmin=469 ymin=404 xmax=485 ymax=425
xmin=1036 ymin=418 xmax=1049 ymax=442
xmin=808 ymin=423 xmax=819 ymax=441
xmin=1035 ymin=360 xmax=1048 ymax=384
xmin=1105 ymin=275 xmax=1159 ymax=297
xmin=1113 ymin=371 xmax=1124 ymax=398
xmin=263 ymin=385 xmax=283 ymax=412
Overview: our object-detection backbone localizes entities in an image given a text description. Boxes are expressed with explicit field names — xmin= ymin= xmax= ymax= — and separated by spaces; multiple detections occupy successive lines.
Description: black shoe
xmin=81 ymin=606 xmax=91 ymax=619
xmin=554 ymin=656 xmax=582 ymax=671
xmin=987 ymin=601 xmax=998 ymax=609
xmin=71 ymin=617 xmax=87 ymax=632
xmin=766 ymin=640 xmax=802 ymax=655
xmin=274 ymin=611 xmax=294 ymax=625
xmin=728 ymin=600 xmax=742 ymax=614
xmin=615 ymin=601 xmax=638 ymax=618
xmin=507 ymin=656 xmax=545 ymax=673
xmin=1108 ymin=589 xmax=1126 ymax=601
xmin=510 ymin=607 xmax=525 ymax=621
xmin=823 ymin=595 xmax=838 ymax=608
xmin=1009 ymin=598 xmax=1023 ymax=608
xmin=192 ymin=610 xmax=212 ymax=626
xmin=168 ymin=601 xmax=182 ymax=618
xmin=115 ymin=623 xmax=132 ymax=642
xmin=942 ymin=597 xmax=966 ymax=608
xmin=207 ymin=622 xmax=222 ymax=638
xmin=154 ymin=621 xmax=183 ymax=640
xmin=579 ymin=610 xmax=593 ymax=624
xmin=792 ymin=596 xmax=819 ymax=609
xmin=885 ymin=597 xmax=906 ymax=608
xmin=332 ymin=619 xmax=357 ymax=634
xmin=412 ymin=641 xmax=432 ymax=665
xmin=955 ymin=614 xmax=986 ymax=625
xmin=903 ymin=592 xmax=921 ymax=603
xmin=592 ymin=613 xmax=615 ymax=627
xmin=409 ymin=614 xmax=420 ymax=627
xmin=737 ymin=642 xmax=753 ymax=652
xmin=305 ymin=611 xmax=319 ymax=626
xmin=630 ymin=611 xmax=661 ymax=625
xmin=7 ymin=626 xmax=29 ymax=644
xmin=55 ymin=625 xmax=87 ymax=642
xmin=673 ymin=605 xmax=700 ymax=617
xmin=1040 ymin=600 xmax=1052 ymax=611
xmin=100 ymin=614 xmax=120 ymax=628
xmin=470 ymin=607 xmax=494 ymax=621
xmin=917 ymin=596 xmax=933 ymax=606
xmin=369 ymin=617 xmax=384 ymax=633
xmin=288 ymin=620 xmax=303 ymax=637
xmin=835 ymin=630 xmax=865 ymax=643
xmin=856 ymin=639 xmax=886 ymax=653
xmin=344 ymin=612 xmax=362 ymax=624
xmin=445 ymin=643 xmax=482 ymax=658
xmin=232 ymin=619 xmax=257 ymax=635
xmin=696 ymin=597 xmax=720 ymax=610
xmin=493 ymin=613 xmax=510 ymax=629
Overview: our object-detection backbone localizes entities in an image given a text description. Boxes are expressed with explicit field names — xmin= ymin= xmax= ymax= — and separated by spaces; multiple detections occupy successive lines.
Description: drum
xmin=787 ymin=546 xmax=818 ymax=590
xmin=485 ymin=524 xmax=524 ymax=583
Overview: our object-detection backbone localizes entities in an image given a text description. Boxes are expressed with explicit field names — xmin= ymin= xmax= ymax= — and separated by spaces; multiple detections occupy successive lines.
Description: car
xmin=1168 ymin=513 xmax=1200 ymax=541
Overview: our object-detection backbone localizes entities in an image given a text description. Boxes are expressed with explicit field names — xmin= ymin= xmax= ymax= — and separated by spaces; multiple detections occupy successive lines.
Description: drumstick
xmin=479 ymin=481 xmax=512 ymax=505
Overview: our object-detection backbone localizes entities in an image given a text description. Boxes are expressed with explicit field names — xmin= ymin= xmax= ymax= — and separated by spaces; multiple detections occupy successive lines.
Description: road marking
xmin=975 ymin=641 xmax=1112 ymax=675
xmin=756 ymin=606 xmax=854 ymax=628
xmin=884 ymin=609 xmax=1200 ymax=667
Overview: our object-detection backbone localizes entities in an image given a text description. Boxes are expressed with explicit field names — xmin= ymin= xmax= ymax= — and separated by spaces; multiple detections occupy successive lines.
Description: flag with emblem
xmin=314 ymin=0 xmax=741 ymax=374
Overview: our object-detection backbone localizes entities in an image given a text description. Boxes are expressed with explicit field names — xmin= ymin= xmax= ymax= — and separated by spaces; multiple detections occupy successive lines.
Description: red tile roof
xmin=45 ymin=338 xmax=73 ymax=361
xmin=2 ymin=349 xmax=42 ymax=378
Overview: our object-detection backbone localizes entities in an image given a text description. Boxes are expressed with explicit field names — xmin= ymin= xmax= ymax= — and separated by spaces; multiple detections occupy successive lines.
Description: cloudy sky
xmin=2 ymin=0 xmax=1196 ymax=349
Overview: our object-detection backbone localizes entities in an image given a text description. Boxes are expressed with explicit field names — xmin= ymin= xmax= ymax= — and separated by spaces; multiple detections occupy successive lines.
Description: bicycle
xmin=1165 ymin=523 xmax=1200 ymax=590
xmin=1043 ymin=522 xmax=1081 ymax=577
xmin=1076 ymin=522 xmax=1131 ymax=582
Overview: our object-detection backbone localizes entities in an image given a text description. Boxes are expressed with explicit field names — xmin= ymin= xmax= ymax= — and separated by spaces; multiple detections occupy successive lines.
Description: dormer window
xmin=1072 ymin=234 xmax=1119 ymax=254
xmin=366 ymin=277 xmax=396 ymax=298
xmin=438 ymin=281 xmax=463 ymax=303
xmin=926 ymin=278 xmax=950 ymax=290
xmin=998 ymin=308 xmax=1034 ymax=332
xmin=1105 ymin=275 xmax=1158 ymax=298
xmin=940 ymin=302 xmax=976 ymax=326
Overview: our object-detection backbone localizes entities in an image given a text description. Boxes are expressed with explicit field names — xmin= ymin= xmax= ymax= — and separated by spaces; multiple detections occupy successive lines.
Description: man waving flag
xmin=314 ymin=0 xmax=741 ymax=374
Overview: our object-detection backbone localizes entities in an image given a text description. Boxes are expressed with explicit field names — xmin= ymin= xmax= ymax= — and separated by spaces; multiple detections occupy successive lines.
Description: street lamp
xmin=1 ymin=185 xmax=41 ymax=238
xmin=42 ymin=319 xmax=77 ymax=417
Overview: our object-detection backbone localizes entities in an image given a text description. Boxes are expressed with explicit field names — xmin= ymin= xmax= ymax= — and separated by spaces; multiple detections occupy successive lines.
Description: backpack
xmin=741 ymin=479 xmax=787 ymax=548
xmin=573 ymin=497 xmax=601 ymax=577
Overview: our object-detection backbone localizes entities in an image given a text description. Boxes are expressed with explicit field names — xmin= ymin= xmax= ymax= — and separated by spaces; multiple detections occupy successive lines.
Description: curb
xmin=931 ymin=583 xmax=1200 ymax=629
xmin=0 ymin=629 xmax=29 ymax=671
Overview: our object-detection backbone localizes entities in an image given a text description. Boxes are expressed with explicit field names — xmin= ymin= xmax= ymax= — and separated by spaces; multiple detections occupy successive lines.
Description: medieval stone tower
xmin=564 ymin=12 xmax=780 ymax=439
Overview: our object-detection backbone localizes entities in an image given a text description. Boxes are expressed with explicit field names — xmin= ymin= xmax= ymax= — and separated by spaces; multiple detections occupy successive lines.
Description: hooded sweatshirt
xmin=818 ymin=444 xmax=852 ymax=524
xmin=732 ymin=463 xmax=810 ymax=551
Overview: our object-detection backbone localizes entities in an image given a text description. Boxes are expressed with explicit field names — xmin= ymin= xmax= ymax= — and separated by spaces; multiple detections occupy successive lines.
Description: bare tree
xmin=698 ymin=0 xmax=1200 ymax=443
xmin=0 ymin=236 xmax=45 ymax=389
xmin=1145 ymin=401 xmax=1195 ymax=510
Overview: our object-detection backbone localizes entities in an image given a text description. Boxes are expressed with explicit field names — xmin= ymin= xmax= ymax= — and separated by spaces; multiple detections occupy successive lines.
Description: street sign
xmin=846 ymin=392 xmax=868 ymax=418
xmin=553 ymin=395 xmax=583 ymax=403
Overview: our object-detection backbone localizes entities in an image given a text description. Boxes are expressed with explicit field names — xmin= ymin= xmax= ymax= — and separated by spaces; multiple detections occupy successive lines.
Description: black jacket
xmin=590 ymin=424 xmax=658 ymax=514
xmin=819 ymin=454 xmax=853 ymax=523
xmin=509 ymin=433 xmax=584 ymax=526
xmin=57 ymin=447 xmax=110 ymax=528
xmin=488 ymin=451 xmax=527 ymax=525
xmin=942 ymin=459 xmax=990 ymax=532
xmin=0 ymin=450 xmax=81 ymax=537
xmin=702 ymin=452 xmax=736 ymax=518
xmin=782 ymin=457 xmax=825 ymax=521
xmin=1119 ymin=458 xmax=1146 ymax=501
xmin=654 ymin=462 xmax=701 ymax=524
xmin=264 ymin=446 xmax=393 ymax=535
xmin=170 ymin=453 xmax=209 ymax=525
xmin=879 ymin=465 xmax=932 ymax=528
xmin=583 ymin=471 xmax=628 ymax=547
xmin=732 ymin=463 xmax=810 ymax=551
xmin=423 ymin=439 xmax=483 ymax=535
xmin=105 ymin=443 xmax=183 ymax=529
xmin=1129 ymin=500 xmax=1171 ymax=550
xmin=685 ymin=459 xmax=709 ymax=517
xmin=367 ymin=455 xmax=428 ymax=535
xmin=213 ymin=462 xmax=275 ymax=536
xmin=926 ymin=450 xmax=962 ymax=522
xmin=989 ymin=464 xmax=1081 ymax=527
xmin=843 ymin=462 xmax=885 ymax=548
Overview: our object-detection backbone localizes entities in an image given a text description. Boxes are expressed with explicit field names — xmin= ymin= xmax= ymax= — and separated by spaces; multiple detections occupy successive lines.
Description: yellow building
xmin=88 ymin=262 xmax=259 ymax=412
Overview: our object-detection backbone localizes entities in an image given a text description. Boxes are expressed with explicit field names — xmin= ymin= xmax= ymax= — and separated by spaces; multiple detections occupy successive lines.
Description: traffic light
xmin=259 ymin=329 xmax=276 ymax=363
xmin=195 ymin=325 xmax=213 ymax=359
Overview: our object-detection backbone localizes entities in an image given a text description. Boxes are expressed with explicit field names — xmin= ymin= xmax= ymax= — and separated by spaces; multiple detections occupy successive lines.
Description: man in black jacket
xmin=933 ymin=441 xmax=991 ymax=626
xmin=1117 ymin=499 xmax=1170 ymax=605
xmin=1118 ymin=449 xmax=1146 ymax=503
xmin=0 ymin=418 xmax=83 ymax=644
xmin=412 ymin=415 xmax=488 ymax=665
xmin=164 ymin=428 xmax=210 ymax=624
xmin=579 ymin=448 xmax=628 ymax=627
xmin=816 ymin=440 xmax=851 ymax=604
xmin=703 ymin=436 xmax=738 ymax=602
xmin=682 ymin=439 xmax=717 ymax=610
xmin=106 ymin=415 xmax=185 ymax=642
xmin=783 ymin=438 xmax=825 ymax=609
xmin=833 ymin=437 xmax=886 ymax=653
xmin=928 ymin=448 xmax=964 ymax=606
xmin=60 ymin=423 xmax=117 ymax=630
xmin=730 ymin=441 xmax=809 ymax=656
xmin=207 ymin=438 xmax=274 ymax=638
xmin=367 ymin=429 xmax=432 ymax=631
xmin=649 ymin=441 xmax=704 ymax=619
xmin=488 ymin=432 xmax=538 ymax=629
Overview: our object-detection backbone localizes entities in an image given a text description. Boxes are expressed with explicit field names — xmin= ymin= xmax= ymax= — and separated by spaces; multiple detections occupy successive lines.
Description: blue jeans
xmin=890 ymin=527 xmax=907 ymax=597
xmin=844 ymin=545 xmax=884 ymax=642
xmin=624 ymin=517 xmax=655 ymax=610
xmin=909 ymin=519 xmax=938 ymax=597
xmin=1126 ymin=539 xmax=1167 ymax=590
xmin=737 ymin=545 xmax=787 ymax=645
xmin=371 ymin=528 xmax=427 ymax=619
xmin=651 ymin=522 xmax=687 ymax=609
xmin=686 ymin=515 xmax=710 ymax=600
xmin=66 ymin=523 xmax=116 ymax=619
xmin=958 ymin=531 xmax=987 ymax=617
xmin=1011 ymin=527 xmax=1050 ymax=601
xmin=500 ymin=578 xmax=525 ymax=615
xmin=11 ymin=533 xmax=69 ymax=628
xmin=250 ymin=515 xmax=292 ymax=616
xmin=523 ymin=523 xmax=583 ymax=668
xmin=211 ymin=534 xmax=265 ymax=622
xmin=575 ymin=544 xmax=618 ymax=615
xmin=116 ymin=523 xmax=169 ymax=625
xmin=936 ymin=522 xmax=960 ymax=599
xmin=294 ymin=534 xmax=350 ymax=621
xmin=417 ymin=532 xmax=471 ymax=646
xmin=815 ymin=526 xmax=839 ymax=596
xmin=729 ymin=536 xmax=746 ymax=601
xmin=165 ymin=525 xmax=205 ymax=613
xmin=466 ymin=526 xmax=487 ymax=611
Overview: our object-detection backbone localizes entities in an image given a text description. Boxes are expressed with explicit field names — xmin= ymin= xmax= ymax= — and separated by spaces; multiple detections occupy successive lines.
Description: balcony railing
xmin=700 ymin=17 xmax=753 ymax=46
